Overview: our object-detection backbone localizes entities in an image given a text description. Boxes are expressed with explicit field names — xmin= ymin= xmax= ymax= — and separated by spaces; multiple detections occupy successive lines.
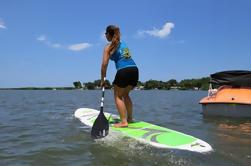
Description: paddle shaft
xmin=100 ymin=77 xmax=105 ymax=113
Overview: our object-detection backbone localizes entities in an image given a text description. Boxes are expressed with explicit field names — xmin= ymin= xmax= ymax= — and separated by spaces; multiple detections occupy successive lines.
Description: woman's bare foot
xmin=113 ymin=122 xmax=128 ymax=128
xmin=127 ymin=118 xmax=134 ymax=123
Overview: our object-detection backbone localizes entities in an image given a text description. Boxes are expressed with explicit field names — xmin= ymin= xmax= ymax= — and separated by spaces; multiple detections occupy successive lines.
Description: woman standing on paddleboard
xmin=101 ymin=25 xmax=139 ymax=128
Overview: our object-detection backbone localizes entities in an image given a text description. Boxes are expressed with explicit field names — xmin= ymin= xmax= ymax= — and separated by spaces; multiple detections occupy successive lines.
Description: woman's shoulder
xmin=104 ymin=44 xmax=110 ymax=51
xmin=105 ymin=43 xmax=111 ymax=48
xmin=119 ymin=41 xmax=128 ymax=48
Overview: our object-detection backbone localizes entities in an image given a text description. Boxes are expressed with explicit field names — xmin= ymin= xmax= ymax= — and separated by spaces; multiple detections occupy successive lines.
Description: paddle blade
xmin=91 ymin=112 xmax=109 ymax=139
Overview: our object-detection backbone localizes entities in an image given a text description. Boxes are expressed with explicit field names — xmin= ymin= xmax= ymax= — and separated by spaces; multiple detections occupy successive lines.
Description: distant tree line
xmin=0 ymin=77 xmax=210 ymax=90
xmin=0 ymin=87 xmax=75 ymax=90
xmin=73 ymin=77 xmax=210 ymax=90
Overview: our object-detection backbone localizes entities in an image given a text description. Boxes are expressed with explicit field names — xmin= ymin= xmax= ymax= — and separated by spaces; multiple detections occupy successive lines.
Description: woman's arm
xmin=101 ymin=45 xmax=110 ymax=85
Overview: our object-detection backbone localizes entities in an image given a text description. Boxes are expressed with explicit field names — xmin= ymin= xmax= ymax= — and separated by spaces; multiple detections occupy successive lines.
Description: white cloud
xmin=37 ymin=35 xmax=61 ymax=48
xmin=51 ymin=43 xmax=61 ymax=48
xmin=68 ymin=43 xmax=92 ymax=51
xmin=37 ymin=35 xmax=46 ymax=41
xmin=138 ymin=22 xmax=175 ymax=38
xmin=0 ymin=19 xmax=7 ymax=29
xmin=37 ymin=34 xmax=92 ymax=52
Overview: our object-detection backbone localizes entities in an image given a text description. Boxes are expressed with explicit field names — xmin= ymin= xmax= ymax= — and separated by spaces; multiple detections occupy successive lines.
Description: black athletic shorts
xmin=113 ymin=67 xmax=139 ymax=88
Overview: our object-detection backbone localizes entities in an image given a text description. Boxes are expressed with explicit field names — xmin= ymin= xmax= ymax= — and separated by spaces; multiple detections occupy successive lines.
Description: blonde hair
xmin=106 ymin=25 xmax=120 ymax=55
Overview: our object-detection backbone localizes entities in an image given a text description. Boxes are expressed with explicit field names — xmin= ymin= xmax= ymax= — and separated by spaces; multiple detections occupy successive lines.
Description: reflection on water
xmin=217 ymin=122 xmax=251 ymax=145
xmin=218 ymin=122 xmax=251 ymax=134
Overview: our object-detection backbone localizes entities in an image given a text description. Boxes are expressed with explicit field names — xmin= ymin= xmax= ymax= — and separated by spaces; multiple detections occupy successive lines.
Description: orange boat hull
xmin=200 ymin=86 xmax=251 ymax=117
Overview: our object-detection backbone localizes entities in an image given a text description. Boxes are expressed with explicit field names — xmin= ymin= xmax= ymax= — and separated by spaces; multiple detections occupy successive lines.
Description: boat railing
xmin=208 ymin=83 xmax=218 ymax=97
xmin=208 ymin=84 xmax=235 ymax=98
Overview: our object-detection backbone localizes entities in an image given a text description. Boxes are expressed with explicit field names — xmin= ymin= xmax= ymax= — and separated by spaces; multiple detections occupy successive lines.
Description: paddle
xmin=91 ymin=78 xmax=109 ymax=139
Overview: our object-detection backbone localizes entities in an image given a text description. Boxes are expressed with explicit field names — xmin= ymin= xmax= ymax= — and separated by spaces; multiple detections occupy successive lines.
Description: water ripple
xmin=0 ymin=90 xmax=250 ymax=165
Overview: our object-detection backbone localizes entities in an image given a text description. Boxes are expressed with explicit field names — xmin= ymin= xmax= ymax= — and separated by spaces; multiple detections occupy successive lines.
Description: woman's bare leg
xmin=113 ymin=85 xmax=128 ymax=127
xmin=124 ymin=86 xmax=133 ymax=122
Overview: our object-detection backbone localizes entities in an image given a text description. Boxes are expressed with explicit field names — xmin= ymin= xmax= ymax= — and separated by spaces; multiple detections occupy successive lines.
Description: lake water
xmin=0 ymin=90 xmax=251 ymax=166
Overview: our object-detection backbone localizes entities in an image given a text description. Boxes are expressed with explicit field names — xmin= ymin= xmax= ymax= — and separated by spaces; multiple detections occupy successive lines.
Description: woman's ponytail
xmin=106 ymin=25 xmax=120 ymax=55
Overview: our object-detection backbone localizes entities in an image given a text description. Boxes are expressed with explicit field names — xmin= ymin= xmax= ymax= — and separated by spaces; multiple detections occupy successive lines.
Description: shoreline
xmin=0 ymin=87 xmax=204 ymax=91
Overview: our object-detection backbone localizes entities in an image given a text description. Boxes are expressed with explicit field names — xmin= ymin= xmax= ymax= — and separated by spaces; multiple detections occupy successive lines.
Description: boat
xmin=199 ymin=70 xmax=251 ymax=118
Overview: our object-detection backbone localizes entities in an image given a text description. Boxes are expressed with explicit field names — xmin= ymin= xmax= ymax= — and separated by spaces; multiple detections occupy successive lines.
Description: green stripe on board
xmin=89 ymin=113 xmax=197 ymax=147
xmin=111 ymin=121 xmax=197 ymax=147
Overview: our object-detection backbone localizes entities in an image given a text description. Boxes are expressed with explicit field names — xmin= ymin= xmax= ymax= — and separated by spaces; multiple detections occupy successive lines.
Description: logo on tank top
xmin=122 ymin=48 xmax=131 ymax=59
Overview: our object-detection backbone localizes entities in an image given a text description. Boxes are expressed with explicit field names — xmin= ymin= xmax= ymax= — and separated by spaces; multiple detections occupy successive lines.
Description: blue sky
xmin=0 ymin=0 xmax=251 ymax=88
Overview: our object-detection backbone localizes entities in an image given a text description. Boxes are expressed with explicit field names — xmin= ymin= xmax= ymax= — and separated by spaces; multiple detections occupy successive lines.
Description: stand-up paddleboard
xmin=74 ymin=108 xmax=213 ymax=153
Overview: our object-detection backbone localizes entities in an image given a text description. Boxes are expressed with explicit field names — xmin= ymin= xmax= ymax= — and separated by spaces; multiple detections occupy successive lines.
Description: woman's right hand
xmin=100 ymin=77 xmax=106 ymax=87
xmin=100 ymin=79 xmax=105 ymax=87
